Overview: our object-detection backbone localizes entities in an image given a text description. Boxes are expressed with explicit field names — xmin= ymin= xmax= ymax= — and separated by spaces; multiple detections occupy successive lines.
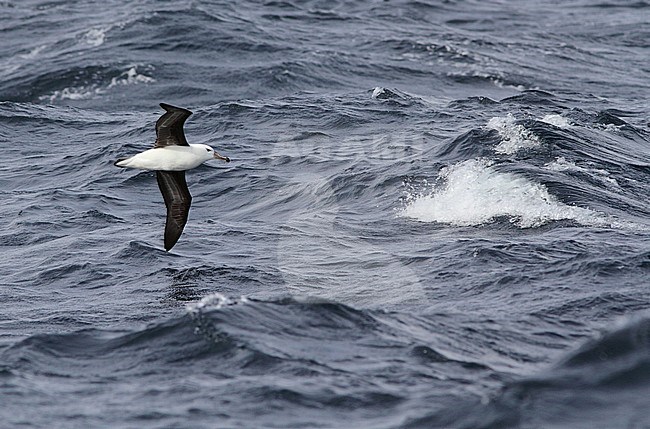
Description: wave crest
xmin=401 ymin=158 xmax=604 ymax=228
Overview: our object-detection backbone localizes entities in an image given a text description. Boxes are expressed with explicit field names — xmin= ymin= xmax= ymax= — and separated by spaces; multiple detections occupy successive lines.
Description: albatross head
xmin=195 ymin=144 xmax=231 ymax=163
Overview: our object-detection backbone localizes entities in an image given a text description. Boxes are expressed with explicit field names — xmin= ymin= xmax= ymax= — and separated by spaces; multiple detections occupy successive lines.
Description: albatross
xmin=115 ymin=103 xmax=230 ymax=251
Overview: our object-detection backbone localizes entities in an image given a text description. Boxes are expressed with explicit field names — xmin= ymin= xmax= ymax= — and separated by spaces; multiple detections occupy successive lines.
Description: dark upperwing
xmin=156 ymin=171 xmax=192 ymax=251
xmin=155 ymin=103 xmax=193 ymax=148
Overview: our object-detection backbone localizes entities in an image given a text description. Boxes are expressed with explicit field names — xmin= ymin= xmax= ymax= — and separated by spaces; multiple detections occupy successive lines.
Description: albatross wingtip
xmin=160 ymin=103 xmax=193 ymax=115
xmin=164 ymin=235 xmax=181 ymax=252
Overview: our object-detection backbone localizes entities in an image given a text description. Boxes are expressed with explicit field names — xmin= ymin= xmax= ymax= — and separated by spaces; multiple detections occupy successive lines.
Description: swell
xmin=406 ymin=314 xmax=650 ymax=428
xmin=5 ymin=295 xmax=646 ymax=427
xmin=0 ymin=296 xmax=503 ymax=390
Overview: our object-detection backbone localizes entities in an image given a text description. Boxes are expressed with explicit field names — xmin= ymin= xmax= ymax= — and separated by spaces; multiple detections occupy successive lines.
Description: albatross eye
xmin=206 ymin=148 xmax=211 ymax=152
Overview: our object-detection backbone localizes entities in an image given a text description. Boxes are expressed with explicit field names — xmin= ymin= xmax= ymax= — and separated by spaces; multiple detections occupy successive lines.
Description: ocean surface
xmin=1 ymin=1 xmax=649 ymax=428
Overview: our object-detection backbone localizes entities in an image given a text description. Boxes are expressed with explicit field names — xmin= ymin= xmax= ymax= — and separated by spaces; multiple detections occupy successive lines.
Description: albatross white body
xmin=115 ymin=144 xmax=218 ymax=171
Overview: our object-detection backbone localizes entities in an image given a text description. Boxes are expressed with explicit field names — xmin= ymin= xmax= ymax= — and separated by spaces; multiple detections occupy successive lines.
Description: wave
xmin=6 ymin=294 xmax=647 ymax=427
xmin=540 ymin=113 xmax=572 ymax=128
xmin=0 ymin=296 xmax=502 ymax=411
xmin=401 ymin=158 xmax=605 ymax=228
xmin=486 ymin=114 xmax=542 ymax=155
xmin=40 ymin=65 xmax=155 ymax=103
xmin=402 ymin=105 xmax=650 ymax=229
xmin=406 ymin=313 xmax=650 ymax=428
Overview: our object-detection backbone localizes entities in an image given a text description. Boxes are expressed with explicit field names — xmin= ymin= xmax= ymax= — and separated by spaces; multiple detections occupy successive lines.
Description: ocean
xmin=1 ymin=1 xmax=649 ymax=428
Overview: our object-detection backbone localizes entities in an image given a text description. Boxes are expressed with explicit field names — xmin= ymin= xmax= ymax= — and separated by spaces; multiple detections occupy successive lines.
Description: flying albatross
xmin=115 ymin=103 xmax=230 ymax=251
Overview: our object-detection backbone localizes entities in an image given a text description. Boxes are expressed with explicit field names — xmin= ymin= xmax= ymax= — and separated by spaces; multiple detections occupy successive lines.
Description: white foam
xmin=540 ymin=114 xmax=571 ymax=128
xmin=486 ymin=114 xmax=540 ymax=155
xmin=41 ymin=66 xmax=154 ymax=103
xmin=545 ymin=157 xmax=619 ymax=187
xmin=401 ymin=159 xmax=604 ymax=228
xmin=185 ymin=293 xmax=248 ymax=314
xmin=597 ymin=123 xmax=623 ymax=132
xmin=371 ymin=87 xmax=385 ymax=98
xmin=19 ymin=45 xmax=48 ymax=60
xmin=83 ymin=27 xmax=108 ymax=47
xmin=1 ymin=45 xmax=48 ymax=75
xmin=43 ymin=86 xmax=100 ymax=102
xmin=544 ymin=156 xmax=579 ymax=172
xmin=107 ymin=66 xmax=155 ymax=88
xmin=491 ymin=76 xmax=527 ymax=92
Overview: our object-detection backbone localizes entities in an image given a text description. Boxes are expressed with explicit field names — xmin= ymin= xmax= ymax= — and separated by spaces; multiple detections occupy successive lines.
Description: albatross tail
xmin=114 ymin=158 xmax=130 ymax=168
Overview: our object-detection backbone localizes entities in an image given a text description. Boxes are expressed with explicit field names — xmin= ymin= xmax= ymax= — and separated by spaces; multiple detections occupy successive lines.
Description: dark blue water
xmin=1 ymin=1 xmax=649 ymax=427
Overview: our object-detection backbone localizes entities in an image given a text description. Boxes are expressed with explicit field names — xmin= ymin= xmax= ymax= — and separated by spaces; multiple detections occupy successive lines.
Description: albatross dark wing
xmin=154 ymin=103 xmax=193 ymax=148
xmin=156 ymin=171 xmax=192 ymax=251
